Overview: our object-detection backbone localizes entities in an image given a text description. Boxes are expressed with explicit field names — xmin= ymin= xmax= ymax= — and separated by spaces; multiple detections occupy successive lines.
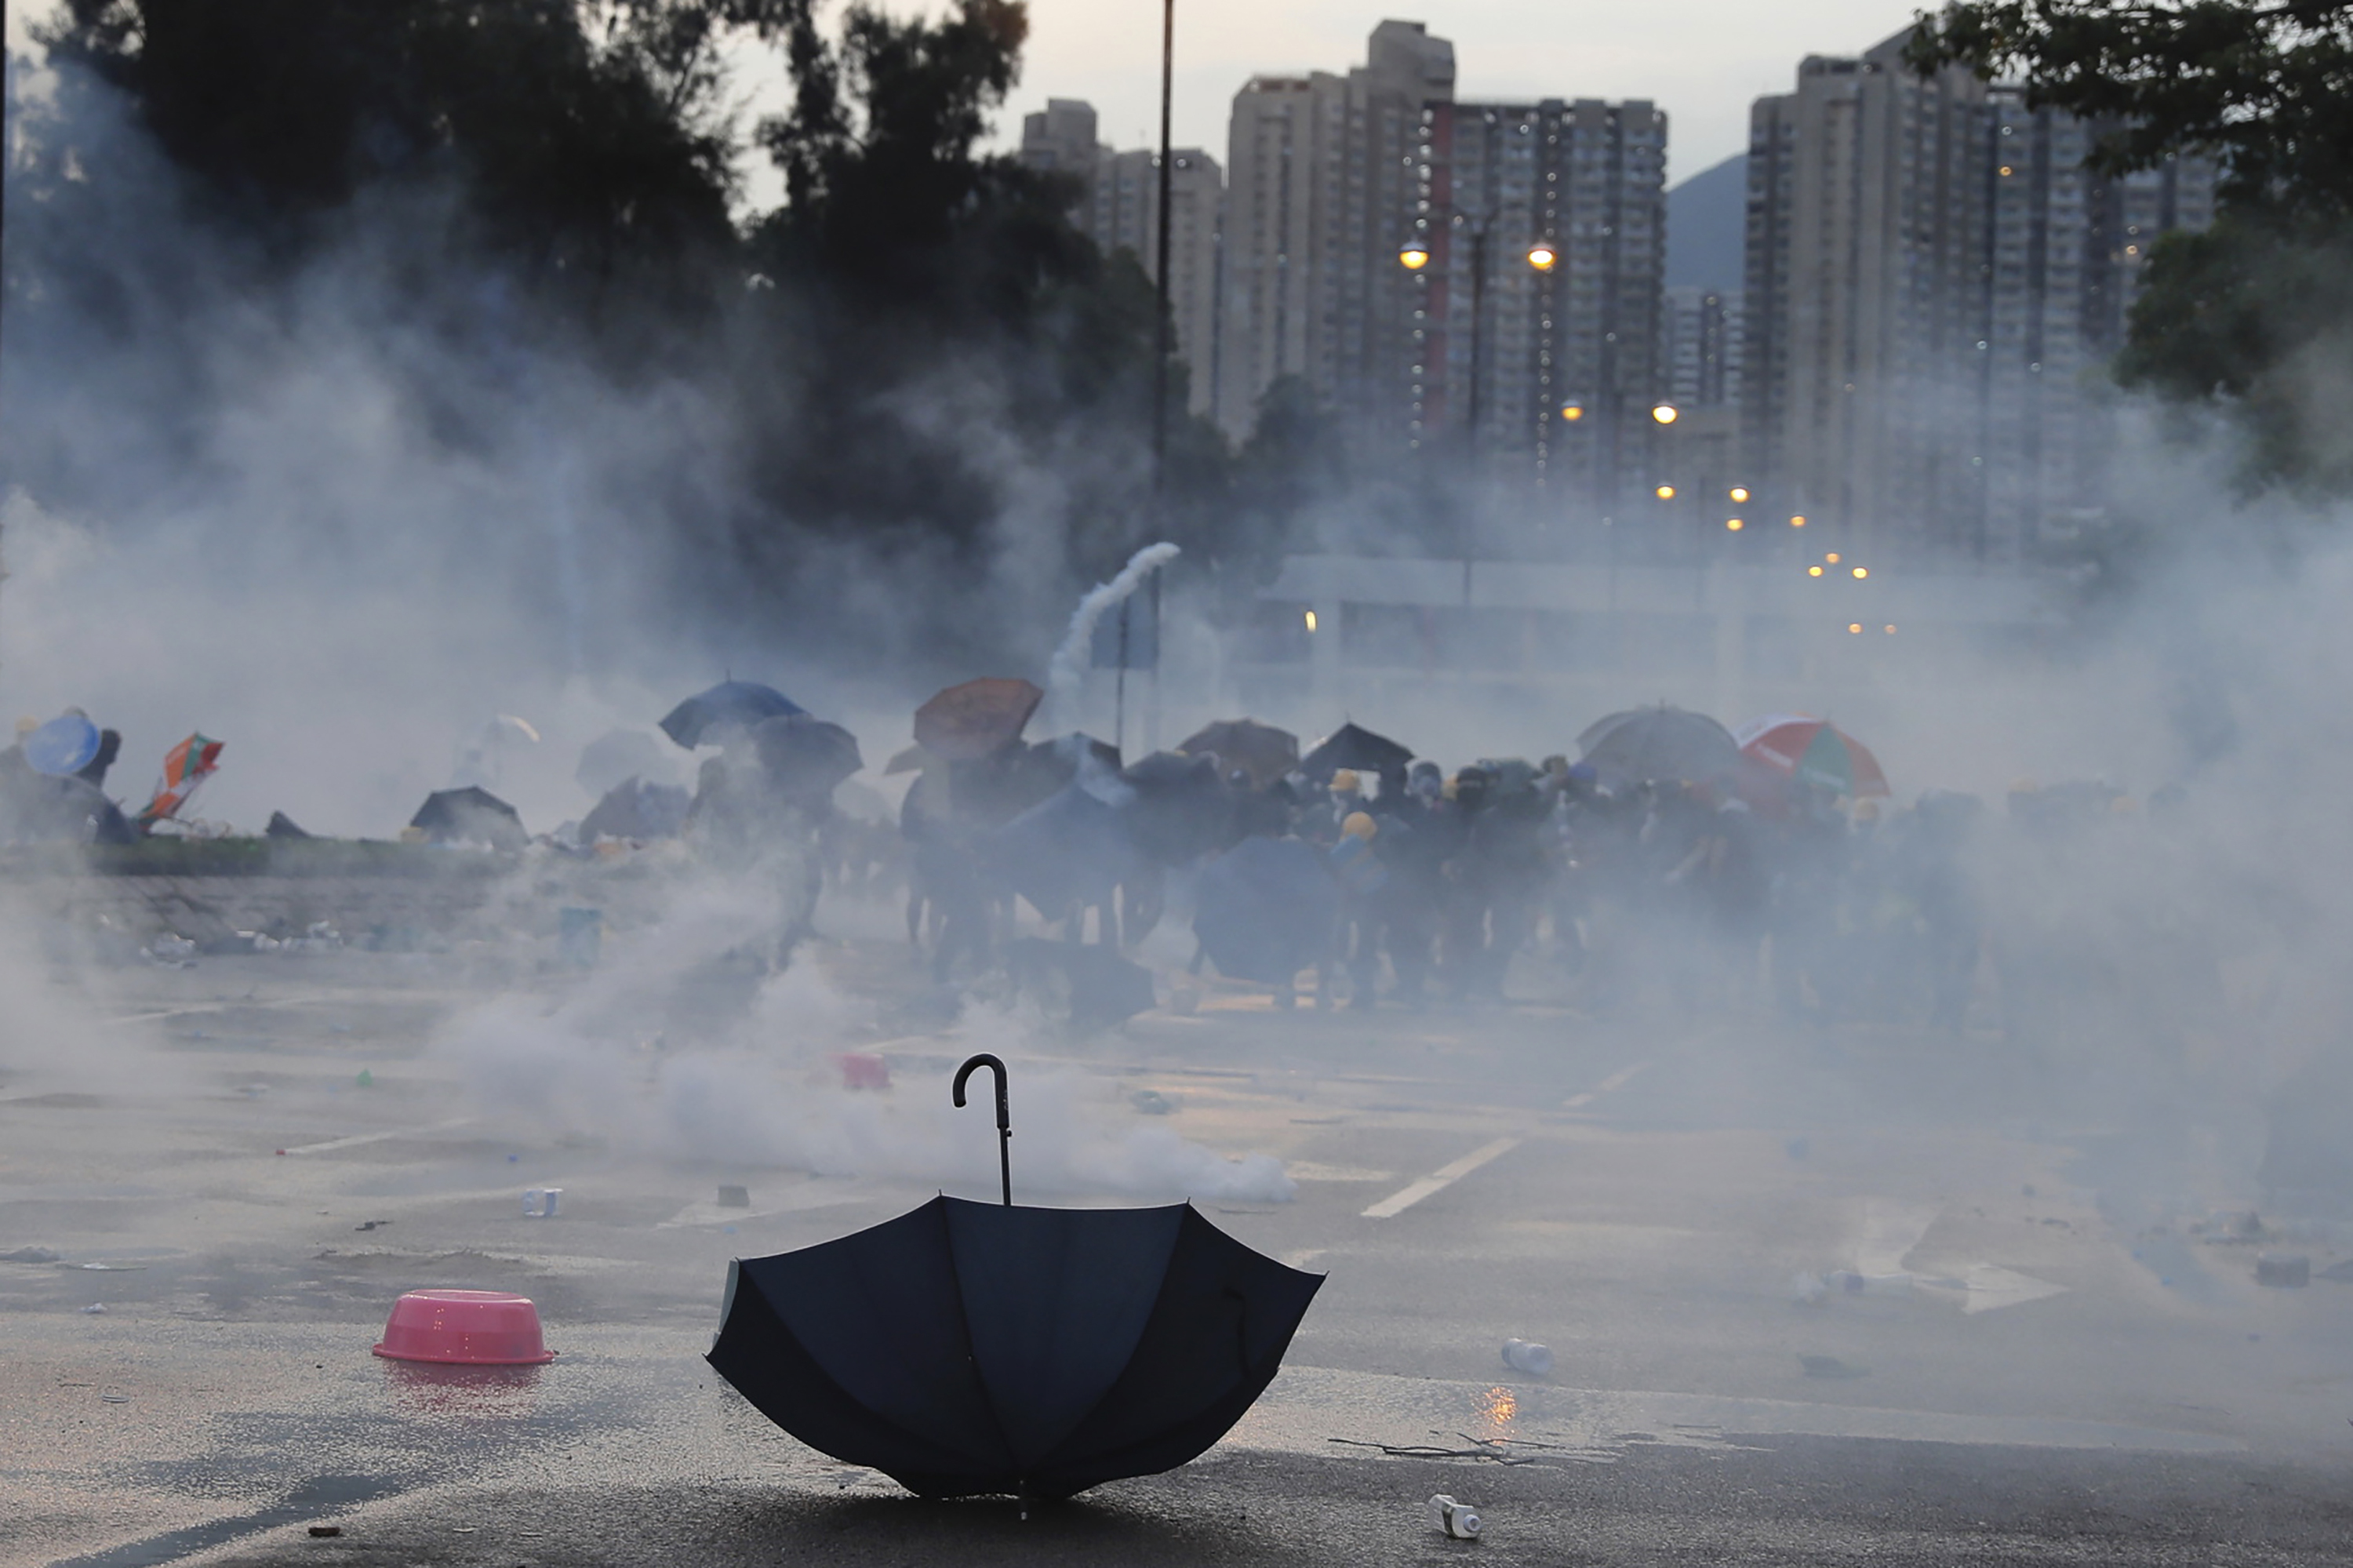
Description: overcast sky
xmin=1001 ymin=1 xmax=1933 ymax=184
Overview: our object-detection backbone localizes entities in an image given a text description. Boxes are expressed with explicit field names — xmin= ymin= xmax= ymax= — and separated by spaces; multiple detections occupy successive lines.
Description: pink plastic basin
xmin=373 ymin=1290 xmax=555 ymax=1366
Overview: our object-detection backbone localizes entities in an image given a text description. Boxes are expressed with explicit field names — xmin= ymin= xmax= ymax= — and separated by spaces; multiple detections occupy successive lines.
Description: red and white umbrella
xmin=1731 ymin=715 xmax=1889 ymax=799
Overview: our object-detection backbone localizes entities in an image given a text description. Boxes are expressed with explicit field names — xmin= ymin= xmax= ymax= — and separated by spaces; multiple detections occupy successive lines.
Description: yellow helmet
xmin=1329 ymin=769 xmax=1361 ymax=793
xmin=1341 ymin=812 xmax=1378 ymax=840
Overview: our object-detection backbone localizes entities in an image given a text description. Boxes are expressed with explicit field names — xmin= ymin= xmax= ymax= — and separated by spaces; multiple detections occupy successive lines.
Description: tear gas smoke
xmin=1046 ymin=541 xmax=1179 ymax=729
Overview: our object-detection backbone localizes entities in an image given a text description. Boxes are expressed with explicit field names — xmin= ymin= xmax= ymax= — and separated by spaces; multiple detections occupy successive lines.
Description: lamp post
xmin=1399 ymin=219 xmax=1555 ymax=601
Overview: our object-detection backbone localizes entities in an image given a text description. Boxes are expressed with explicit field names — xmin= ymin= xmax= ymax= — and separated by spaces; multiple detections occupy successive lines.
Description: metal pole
xmin=1464 ymin=223 xmax=1488 ymax=606
xmin=1148 ymin=0 xmax=1175 ymax=751
xmin=1151 ymin=0 xmax=1176 ymax=492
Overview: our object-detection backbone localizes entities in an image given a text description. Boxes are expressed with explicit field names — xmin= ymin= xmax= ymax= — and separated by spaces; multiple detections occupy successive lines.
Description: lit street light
xmin=1526 ymin=242 xmax=1558 ymax=271
xmin=1652 ymin=403 xmax=1678 ymax=424
xmin=1729 ymin=486 xmax=1751 ymax=503
xmin=1655 ymin=485 xmax=1675 ymax=500
xmin=1398 ymin=243 xmax=1431 ymax=271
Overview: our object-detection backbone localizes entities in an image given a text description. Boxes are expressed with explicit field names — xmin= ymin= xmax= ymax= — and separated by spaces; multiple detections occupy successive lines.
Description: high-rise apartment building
xmin=1740 ymin=31 xmax=2216 ymax=562
xmin=1019 ymin=104 xmax=1226 ymax=419
xmin=1086 ymin=147 xmax=1227 ymax=419
xmin=1214 ymin=21 xmax=1455 ymax=441
xmin=1216 ymin=21 xmax=1667 ymax=521
xmin=1740 ymin=35 xmax=1994 ymax=558
xmin=1413 ymin=99 xmax=1668 ymax=506
xmin=1662 ymin=286 xmax=1744 ymax=409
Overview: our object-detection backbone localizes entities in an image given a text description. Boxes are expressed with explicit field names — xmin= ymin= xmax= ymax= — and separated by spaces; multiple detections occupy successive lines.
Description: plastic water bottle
xmin=1501 ymin=1338 xmax=1554 ymax=1377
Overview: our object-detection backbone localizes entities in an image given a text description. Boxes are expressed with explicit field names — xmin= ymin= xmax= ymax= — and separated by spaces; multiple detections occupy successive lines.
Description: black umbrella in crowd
xmin=409 ymin=786 xmax=526 ymax=850
xmin=1176 ymin=719 xmax=1299 ymax=789
xmin=707 ymin=1057 xmax=1323 ymax=1499
xmin=659 ymin=681 xmax=806 ymax=748
xmin=1297 ymin=722 xmax=1413 ymax=784
xmin=1576 ymin=704 xmax=1743 ymax=790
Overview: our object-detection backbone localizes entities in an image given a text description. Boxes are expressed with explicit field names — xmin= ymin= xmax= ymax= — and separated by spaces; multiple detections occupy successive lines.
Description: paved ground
xmin=5 ymin=894 xmax=2351 ymax=1566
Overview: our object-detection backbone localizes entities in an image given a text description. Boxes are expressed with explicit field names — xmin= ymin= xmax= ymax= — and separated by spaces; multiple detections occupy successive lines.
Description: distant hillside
xmin=1665 ymin=152 xmax=1747 ymax=290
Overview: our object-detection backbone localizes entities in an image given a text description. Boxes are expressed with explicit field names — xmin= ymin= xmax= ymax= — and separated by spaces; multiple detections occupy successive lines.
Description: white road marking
xmin=107 ymin=995 xmax=340 ymax=1028
xmin=1362 ymin=1137 xmax=1522 ymax=1219
xmin=1561 ymin=1060 xmax=1649 ymax=1110
xmin=277 ymin=1118 xmax=475 ymax=1155
xmin=1955 ymin=1263 xmax=2071 ymax=1314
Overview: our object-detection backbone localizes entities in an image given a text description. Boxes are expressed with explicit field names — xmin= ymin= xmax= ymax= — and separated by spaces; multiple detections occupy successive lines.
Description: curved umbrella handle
xmin=952 ymin=1053 xmax=1013 ymax=1206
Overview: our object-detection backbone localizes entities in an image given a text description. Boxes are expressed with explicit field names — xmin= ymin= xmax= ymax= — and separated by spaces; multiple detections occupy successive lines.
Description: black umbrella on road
xmin=707 ymin=1056 xmax=1322 ymax=1500
xmin=660 ymin=681 xmax=806 ymax=748
xmin=1298 ymin=722 xmax=1413 ymax=784
xmin=1576 ymin=704 xmax=1742 ymax=789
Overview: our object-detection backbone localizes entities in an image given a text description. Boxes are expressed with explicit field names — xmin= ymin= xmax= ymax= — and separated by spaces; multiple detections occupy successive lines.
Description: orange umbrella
xmin=913 ymin=678 xmax=1043 ymax=762
xmin=138 ymin=733 xmax=224 ymax=824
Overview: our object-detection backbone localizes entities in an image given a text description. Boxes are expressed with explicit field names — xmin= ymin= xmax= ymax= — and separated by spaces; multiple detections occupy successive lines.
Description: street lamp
xmin=1652 ymin=403 xmax=1678 ymax=425
xmin=1526 ymin=242 xmax=1558 ymax=271
xmin=1399 ymin=242 xmax=1431 ymax=271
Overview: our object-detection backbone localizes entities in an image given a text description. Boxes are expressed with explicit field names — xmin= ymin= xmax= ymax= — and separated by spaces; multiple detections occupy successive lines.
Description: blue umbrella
xmin=24 ymin=714 xmax=100 ymax=777
xmin=1192 ymin=836 xmax=1338 ymax=986
xmin=659 ymin=682 xmax=805 ymax=748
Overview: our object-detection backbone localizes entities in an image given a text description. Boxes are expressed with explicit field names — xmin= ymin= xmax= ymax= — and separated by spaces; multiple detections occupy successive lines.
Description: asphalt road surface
xmin=5 ymin=905 xmax=2350 ymax=1566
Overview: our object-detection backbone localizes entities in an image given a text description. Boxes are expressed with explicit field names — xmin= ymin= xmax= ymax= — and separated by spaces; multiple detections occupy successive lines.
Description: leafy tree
xmin=1910 ymin=3 xmax=2353 ymax=490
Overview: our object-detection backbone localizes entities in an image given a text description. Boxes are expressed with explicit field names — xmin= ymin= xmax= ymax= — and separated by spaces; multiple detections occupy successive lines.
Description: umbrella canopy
xmin=1577 ymin=705 xmax=1742 ymax=788
xmin=1176 ymin=719 xmax=1298 ymax=789
xmin=409 ymin=785 xmax=526 ymax=850
xmin=1298 ymin=722 xmax=1413 ymax=784
xmin=915 ymin=678 xmax=1045 ymax=762
xmin=989 ymin=781 xmax=1143 ymax=918
xmin=660 ymin=682 xmax=806 ymax=748
xmin=1120 ymin=751 xmax=1233 ymax=865
xmin=747 ymin=715 xmax=864 ymax=806
xmin=137 ymin=733 xmax=225 ymax=824
xmin=883 ymin=743 xmax=933 ymax=776
xmin=1733 ymin=715 xmax=1890 ymax=799
xmin=707 ymin=1194 xmax=1322 ymax=1499
xmin=1192 ymin=836 xmax=1339 ymax=986
xmin=24 ymin=713 xmax=100 ymax=777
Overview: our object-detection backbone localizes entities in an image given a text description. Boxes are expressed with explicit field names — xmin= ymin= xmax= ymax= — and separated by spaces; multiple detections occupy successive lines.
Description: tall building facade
xmin=1662 ymin=286 xmax=1744 ymax=409
xmin=1215 ymin=20 xmax=1667 ymax=523
xmin=1413 ymin=98 xmax=1668 ymax=505
xmin=1214 ymin=20 xmax=1454 ymax=441
xmin=1740 ymin=31 xmax=2217 ymax=563
xmin=1019 ymin=104 xmax=1226 ymax=419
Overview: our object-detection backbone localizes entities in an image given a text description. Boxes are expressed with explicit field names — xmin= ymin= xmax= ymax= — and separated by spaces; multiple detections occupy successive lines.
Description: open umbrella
xmin=137 ymin=733 xmax=225 ymax=824
xmin=660 ymin=682 xmax=806 ymax=748
xmin=1733 ymin=715 xmax=1889 ymax=799
xmin=915 ymin=678 xmax=1045 ymax=762
xmin=747 ymin=715 xmax=864 ymax=806
xmin=1577 ymin=705 xmax=1741 ymax=788
xmin=24 ymin=713 xmax=100 ymax=777
xmin=707 ymin=1056 xmax=1322 ymax=1500
xmin=409 ymin=786 xmax=526 ymax=850
xmin=1298 ymin=722 xmax=1413 ymax=784
xmin=988 ymin=781 xmax=1143 ymax=919
xmin=1176 ymin=719 xmax=1298 ymax=789
xmin=1191 ymin=836 xmax=1338 ymax=985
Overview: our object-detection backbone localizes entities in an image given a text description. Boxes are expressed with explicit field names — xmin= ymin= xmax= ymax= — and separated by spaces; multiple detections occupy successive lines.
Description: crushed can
xmin=1427 ymin=1493 xmax=1482 ymax=1540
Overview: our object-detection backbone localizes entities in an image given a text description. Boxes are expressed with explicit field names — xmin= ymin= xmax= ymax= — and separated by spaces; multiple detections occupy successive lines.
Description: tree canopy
xmin=1911 ymin=2 xmax=2353 ymax=494
xmin=9 ymin=0 xmax=1277 ymax=661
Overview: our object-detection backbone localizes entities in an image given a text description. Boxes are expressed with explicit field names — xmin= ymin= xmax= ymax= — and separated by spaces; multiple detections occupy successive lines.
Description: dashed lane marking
xmin=1361 ymin=1137 xmax=1522 ymax=1219
xmin=1561 ymin=1060 xmax=1650 ymax=1110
